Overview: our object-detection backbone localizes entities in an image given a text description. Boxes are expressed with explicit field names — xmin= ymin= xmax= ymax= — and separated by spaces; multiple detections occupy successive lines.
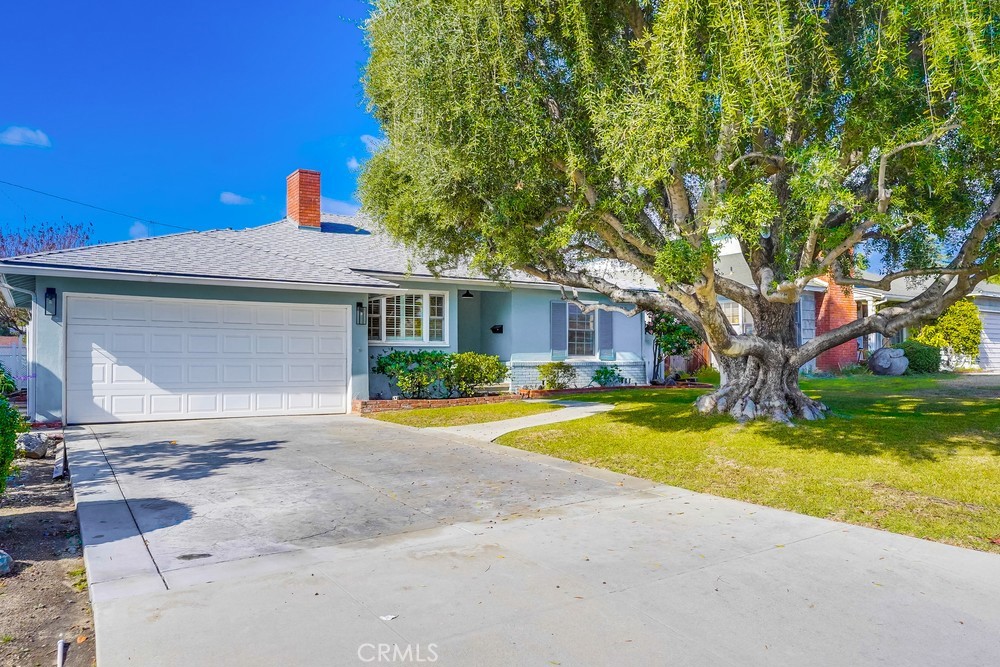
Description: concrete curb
xmin=64 ymin=426 xmax=167 ymax=602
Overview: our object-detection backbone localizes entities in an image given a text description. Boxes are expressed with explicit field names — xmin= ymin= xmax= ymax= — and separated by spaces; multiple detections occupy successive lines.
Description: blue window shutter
xmin=550 ymin=301 xmax=567 ymax=360
xmin=598 ymin=310 xmax=614 ymax=360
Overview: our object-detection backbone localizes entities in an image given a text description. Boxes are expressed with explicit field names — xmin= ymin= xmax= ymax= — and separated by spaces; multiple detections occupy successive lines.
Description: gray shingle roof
xmin=0 ymin=214 xmax=542 ymax=289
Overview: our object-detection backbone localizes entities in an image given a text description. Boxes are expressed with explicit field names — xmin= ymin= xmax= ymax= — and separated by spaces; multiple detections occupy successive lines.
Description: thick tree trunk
xmin=695 ymin=355 xmax=827 ymax=424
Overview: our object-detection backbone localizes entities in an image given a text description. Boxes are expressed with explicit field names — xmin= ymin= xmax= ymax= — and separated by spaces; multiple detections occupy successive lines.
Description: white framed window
xmin=368 ymin=292 xmax=447 ymax=344
xmin=567 ymin=304 xmax=596 ymax=357
xmin=720 ymin=300 xmax=755 ymax=335
xmin=720 ymin=300 xmax=741 ymax=326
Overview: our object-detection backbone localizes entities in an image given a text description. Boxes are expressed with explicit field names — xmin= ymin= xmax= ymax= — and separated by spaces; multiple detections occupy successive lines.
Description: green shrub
xmin=444 ymin=352 xmax=509 ymax=397
xmin=694 ymin=365 xmax=721 ymax=386
xmin=912 ymin=300 xmax=983 ymax=357
xmin=896 ymin=340 xmax=941 ymax=374
xmin=0 ymin=396 xmax=28 ymax=496
xmin=372 ymin=349 xmax=451 ymax=398
xmin=537 ymin=361 xmax=577 ymax=390
xmin=0 ymin=363 xmax=16 ymax=395
xmin=838 ymin=363 xmax=871 ymax=376
xmin=592 ymin=365 xmax=625 ymax=387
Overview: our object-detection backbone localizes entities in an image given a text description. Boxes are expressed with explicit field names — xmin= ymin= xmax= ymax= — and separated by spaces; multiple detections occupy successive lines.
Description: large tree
xmin=0 ymin=221 xmax=92 ymax=334
xmin=360 ymin=0 xmax=1000 ymax=422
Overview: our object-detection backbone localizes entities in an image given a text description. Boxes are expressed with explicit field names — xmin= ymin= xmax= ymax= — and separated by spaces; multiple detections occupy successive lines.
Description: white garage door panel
xmin=980 ymin=306 xmax=1000 ymax=370
xmin=65 ymin=296 xmax=350 ymax=424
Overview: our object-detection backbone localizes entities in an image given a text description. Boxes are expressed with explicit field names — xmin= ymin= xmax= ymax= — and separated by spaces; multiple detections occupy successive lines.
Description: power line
xmin=0 ymin=178 xmax=196 ymax=232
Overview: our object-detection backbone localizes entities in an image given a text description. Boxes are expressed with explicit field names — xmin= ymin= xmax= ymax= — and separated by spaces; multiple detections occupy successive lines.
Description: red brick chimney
xmin=815 ymin=281 xmax=858 ymax=371
xmin=286 ymin=169 xmax=321 ymax=229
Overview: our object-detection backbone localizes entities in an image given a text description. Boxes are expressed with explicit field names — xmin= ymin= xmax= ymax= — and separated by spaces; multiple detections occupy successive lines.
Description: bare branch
xmin=558 ymin=285 xmax=642 ymax=317
xmin=728 ymin=152 xmax=787 ymax=173
xmin=832 ymin=265 xmax=970 ymax=291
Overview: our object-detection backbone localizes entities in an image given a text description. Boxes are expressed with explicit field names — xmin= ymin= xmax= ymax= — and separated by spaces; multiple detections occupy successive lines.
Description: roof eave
xmin=0 ymin=263 xmax=404 ymax=294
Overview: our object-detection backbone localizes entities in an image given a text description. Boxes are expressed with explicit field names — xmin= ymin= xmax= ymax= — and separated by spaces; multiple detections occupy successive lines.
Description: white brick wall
xmin=509 ymin=360 xmax=647 ymax=390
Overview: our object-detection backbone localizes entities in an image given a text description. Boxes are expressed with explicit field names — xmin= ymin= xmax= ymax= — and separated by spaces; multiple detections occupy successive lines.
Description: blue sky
xmin=0 ymin=0 xmax=379 ymax=243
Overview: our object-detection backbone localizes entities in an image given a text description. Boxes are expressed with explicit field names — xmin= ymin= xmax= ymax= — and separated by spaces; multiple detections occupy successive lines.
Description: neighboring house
xmin=712 ymin=248 xmax=1000 ymax=373
xmin=0 ymin=170 xmax=652 ymax=425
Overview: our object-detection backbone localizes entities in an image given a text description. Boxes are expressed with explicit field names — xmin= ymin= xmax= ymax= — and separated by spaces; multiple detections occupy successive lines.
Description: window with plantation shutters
xmin=367 ymin=291 xmax=448 ymax=344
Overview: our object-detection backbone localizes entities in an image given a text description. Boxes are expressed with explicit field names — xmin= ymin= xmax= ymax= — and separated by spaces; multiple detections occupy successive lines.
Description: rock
xmin=0 ymin=550 xmax=12 ymax=576
xmin=868 ymin=347 xmax=909 ymax=376
xmin=16 ymin=432 xmax=49 ymax=459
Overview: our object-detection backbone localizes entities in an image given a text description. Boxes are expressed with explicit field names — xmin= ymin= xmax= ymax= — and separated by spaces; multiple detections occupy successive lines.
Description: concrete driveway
xmin=67 ymin=415 xmax=1000 ymax=666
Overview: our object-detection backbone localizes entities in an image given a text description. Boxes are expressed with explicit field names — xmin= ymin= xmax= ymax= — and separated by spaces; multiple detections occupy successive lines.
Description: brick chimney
xmin=286 ymin=169 xmax=321 ymax=229
xmin=815 ymin=281 xmax=858 ymax=371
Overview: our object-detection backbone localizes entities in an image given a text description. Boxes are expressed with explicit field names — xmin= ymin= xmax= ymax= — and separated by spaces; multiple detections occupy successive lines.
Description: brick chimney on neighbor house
xmin=815 ymin=280 xmax=858 ymax=371
xmin=286 ymin=169 xmax=321 ymax=229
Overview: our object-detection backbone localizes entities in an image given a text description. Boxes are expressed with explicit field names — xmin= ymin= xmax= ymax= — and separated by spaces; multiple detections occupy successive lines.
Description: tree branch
xmin=877 ymin=122 xmax=959 ymax=214
xmin=728 ymin=152 xmax=786 ymax=173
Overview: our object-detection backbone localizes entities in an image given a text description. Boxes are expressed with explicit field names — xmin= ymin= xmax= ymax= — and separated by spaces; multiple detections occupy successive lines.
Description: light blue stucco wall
xmin=26 ymin=275 xmax=653 ymax=419
xmin=28 ymin=276 xmax=371 ymax=423
xmin=479 ymin=291 xmax=512 ymax=360
xmin=508 ymin=290 xmax=648 ymax=362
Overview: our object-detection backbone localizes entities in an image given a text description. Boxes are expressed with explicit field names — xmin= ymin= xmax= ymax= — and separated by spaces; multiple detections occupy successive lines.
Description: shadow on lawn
xmin=595 ymin=387 xmax=1000 ymax=463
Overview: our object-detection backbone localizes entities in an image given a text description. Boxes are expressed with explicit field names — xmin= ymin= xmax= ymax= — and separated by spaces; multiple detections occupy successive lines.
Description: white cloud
xmin=321 ymin=197 xmax=360 ymax=216
xmin=360 ymin=134 xmax=385 ymax=154
xmin=129 ymin=221 xmax=149 ymax=239
xmin=346 ymin=156 xmax=361 ymax=172
xmin=0 ymin=126 xmax=51 ymax=147
xmin=220 ymin=191 xmax=253 ymax=206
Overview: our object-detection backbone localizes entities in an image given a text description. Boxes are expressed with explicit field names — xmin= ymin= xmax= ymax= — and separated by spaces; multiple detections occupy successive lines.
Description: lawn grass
xmin=495 ymin=374 xmax=1000 ymax=553
xmin=370 ymin=400 xmax=562 ymax=428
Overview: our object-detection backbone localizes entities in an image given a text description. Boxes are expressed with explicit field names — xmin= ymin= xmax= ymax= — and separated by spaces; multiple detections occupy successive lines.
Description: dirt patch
xmin=0 ymin=457 xmax=94 ymax=667
xmin=918 ymin=373 xmax=1000 ymax=398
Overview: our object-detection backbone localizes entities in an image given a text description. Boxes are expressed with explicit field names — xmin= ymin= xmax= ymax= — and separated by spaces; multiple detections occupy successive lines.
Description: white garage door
xmin=65 ymin=295 xmax=349 ymax=424
xmin=980 ymin=303 xmax=1000 ymax=371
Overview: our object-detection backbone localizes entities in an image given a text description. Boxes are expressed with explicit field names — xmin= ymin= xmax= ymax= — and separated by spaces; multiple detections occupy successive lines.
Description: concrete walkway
xmin=66 ymin=415 xmax=1000 ymax=667
xmin=428 ymin=399 xmax=613 ymax=441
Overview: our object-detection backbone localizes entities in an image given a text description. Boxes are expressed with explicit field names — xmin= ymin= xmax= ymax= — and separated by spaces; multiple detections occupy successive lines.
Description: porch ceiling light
xmin=460 ymin=290 xmax=474 ymax=299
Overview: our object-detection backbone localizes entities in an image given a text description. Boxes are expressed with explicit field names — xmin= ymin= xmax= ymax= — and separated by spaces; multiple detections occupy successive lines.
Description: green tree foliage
xmin=912 ymin=299 xmax=984 ymax=357
xmin=361 ymin=1 xmax=1000 ymax=422
xmin=646 ymin=311 xmax=703 ymax=379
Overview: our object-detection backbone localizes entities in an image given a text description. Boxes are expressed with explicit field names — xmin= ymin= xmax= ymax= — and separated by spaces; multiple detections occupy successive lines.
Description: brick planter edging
xmin=518 ymin=383 xmax=714 ymax=399
xmin=354 ymin=393 xmax=522 ymax=415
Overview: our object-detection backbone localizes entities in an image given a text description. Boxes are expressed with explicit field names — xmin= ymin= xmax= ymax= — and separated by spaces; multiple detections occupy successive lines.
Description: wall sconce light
xmin=356 ymin=301 xmax=367 ymax=326
xmin=460 ymin=290 xmax=474 ymax=299
xmin=44 ymin=287 xmax=57 ymax=317
xmin=490 ymin=324 xmax=503 ymax=334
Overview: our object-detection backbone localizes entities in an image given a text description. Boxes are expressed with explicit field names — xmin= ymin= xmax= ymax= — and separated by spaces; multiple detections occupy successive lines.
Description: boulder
xmin=868 ymin=347 xmax=909 ymax=376
xmin=0 ymin=550 xmax=12 ymax=576
xmin=15 ymin=432 xmax=49 ymax=459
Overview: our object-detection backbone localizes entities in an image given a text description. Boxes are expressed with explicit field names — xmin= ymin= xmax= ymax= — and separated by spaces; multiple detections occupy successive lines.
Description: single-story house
xmin=0 ymin=170 xmax=653 ymax=425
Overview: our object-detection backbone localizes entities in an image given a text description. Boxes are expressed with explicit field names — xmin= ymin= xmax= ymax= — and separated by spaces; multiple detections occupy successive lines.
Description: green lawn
xmin=495 ymin=374 xmax=1000 ymax=553
xmin=370 ymin=400 xmax=562 ymax=428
